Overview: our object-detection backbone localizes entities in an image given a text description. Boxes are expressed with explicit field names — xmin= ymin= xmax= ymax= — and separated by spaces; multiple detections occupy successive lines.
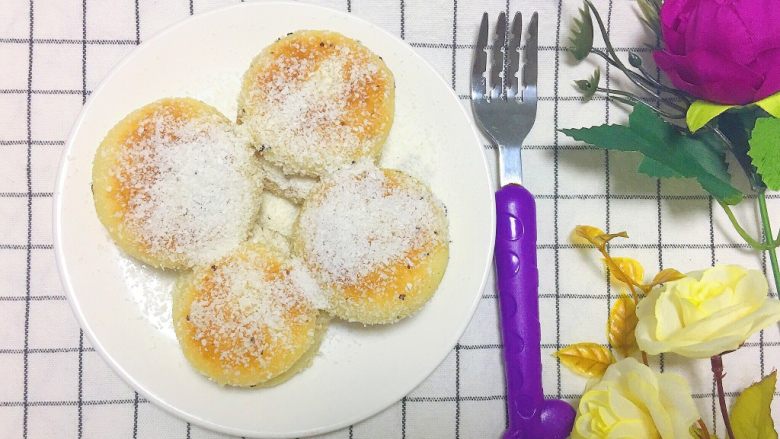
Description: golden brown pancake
xmin=92 ymin=98 xmax=262 ymax=269
xmin=292 ymin=161 xmax=449 ymax=324
xmin=173 ymin=243 xmax=328 ymax=386
xmin=238 ymin=30 xmax=395 ymax=178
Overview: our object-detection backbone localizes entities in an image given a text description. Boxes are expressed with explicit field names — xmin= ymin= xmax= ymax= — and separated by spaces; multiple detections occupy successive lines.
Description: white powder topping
xmin=290 ymin=258 xmax=329 ymax=309
xmin=187 ymin=248 xmax=327 ymax=369
xmin=298 ymin=161 xmax=446 ymax=284
xmin=115 ymin=110 xmax=261 ymax=267
xmin=119 ymin=256 xmax=176 ymax=340
xmin=243 ymin=41 xmax=388 ymax=175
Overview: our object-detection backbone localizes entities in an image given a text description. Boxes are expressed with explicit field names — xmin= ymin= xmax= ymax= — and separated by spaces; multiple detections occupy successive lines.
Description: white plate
xmin=53 ymin=3 xmax=494 ymax=438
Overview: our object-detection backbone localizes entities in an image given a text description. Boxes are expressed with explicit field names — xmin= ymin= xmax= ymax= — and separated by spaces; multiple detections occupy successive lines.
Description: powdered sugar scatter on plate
xmin=120 ymin=257 xmax=176 ymax=339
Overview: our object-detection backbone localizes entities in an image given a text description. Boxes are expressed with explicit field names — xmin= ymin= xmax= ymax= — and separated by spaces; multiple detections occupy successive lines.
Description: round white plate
xmin=54 ymin=3 xmax=494 ymax=438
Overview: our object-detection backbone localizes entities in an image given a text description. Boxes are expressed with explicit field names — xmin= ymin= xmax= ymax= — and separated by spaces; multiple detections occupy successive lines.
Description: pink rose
xmin=655 ymin=0 xmax=780 ymax=105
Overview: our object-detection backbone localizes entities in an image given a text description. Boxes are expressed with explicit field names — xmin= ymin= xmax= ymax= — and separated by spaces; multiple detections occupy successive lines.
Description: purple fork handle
xmin=495 ymin=184 xmax=575 ymax=439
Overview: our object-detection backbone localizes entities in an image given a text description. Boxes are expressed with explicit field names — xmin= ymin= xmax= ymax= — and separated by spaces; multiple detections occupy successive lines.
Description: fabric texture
xmin=0 ymin=0 xmax=778 ymax=438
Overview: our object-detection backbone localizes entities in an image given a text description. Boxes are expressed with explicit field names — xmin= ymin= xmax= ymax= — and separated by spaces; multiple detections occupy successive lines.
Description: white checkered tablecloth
xmin=1 ymin=0 xmax=779 ymax=438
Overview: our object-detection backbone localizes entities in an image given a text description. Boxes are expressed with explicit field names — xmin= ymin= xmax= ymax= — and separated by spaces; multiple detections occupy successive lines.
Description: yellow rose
xmin=572 ymin=358 xmax=699 ymax=439
xmin=636 ymin=264 xmax=780 ymax=358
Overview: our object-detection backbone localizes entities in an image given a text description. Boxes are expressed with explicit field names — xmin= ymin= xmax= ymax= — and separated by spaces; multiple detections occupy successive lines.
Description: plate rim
xmin=52 ymin=2 xmax=496 ymax=437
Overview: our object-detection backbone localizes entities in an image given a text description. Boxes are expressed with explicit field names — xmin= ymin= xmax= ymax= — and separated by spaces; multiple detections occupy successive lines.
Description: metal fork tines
xmin=471 ymin=11 xmax=538 ymax=187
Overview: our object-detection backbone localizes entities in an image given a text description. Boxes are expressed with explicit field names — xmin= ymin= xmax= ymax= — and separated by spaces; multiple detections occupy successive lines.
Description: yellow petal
xmin=670 ymin=333 xmax=747 ymax=358
xmin=635 ymin=291 xmax=666 ymax=355
xmin=657 ymin=373 xmax=701 ymax=438
xmin=744 ymin=300 xmax=780 ymax=336
xmin=734 ymin=269 xmax=770 ymax=305
xmin=555 ymin=342 xmax=616 ymax=378
xmin=653 ymin=290 xmax=684 ymax=341
xmin=699 ymin=264 xmax=746 ymax=286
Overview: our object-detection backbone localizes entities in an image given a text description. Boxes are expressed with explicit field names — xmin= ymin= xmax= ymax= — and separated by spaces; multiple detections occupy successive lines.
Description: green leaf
xmin=574 ymin=68 xmax=600 ymax=100
xmin=561 ymin=103 xmax=743 ymax=204
xmin=570 ymin=2 xmax=593 ymax=61
xmin=756 ymin=92 xmax=780 ymax=119
xmin=719 ymin=110 xmax=766 ymax=190
xmin=731 ymin=371 xmax=778 ymax=439
xmin=748 ymin=118 xmax=780 ymax=190
xmin=638 ymin=157 xmax=683 ymax=178
xmin=636 ymin=0 xmax=661 ymax=37
xmin=687 ymin=100 xmax=736 ymax=133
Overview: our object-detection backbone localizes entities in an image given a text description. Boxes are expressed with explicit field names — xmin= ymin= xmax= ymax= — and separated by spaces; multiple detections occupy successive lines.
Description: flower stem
xmin=697 ymin=419 xmax=712 ymax=439
xmin=758 ymin=190 xmax=780 ymax=294
xmin=589 ymin=49 xmax=686 ymax=118
xmin=585 ymin=1 xmax=627 ymax=72
xmin=718 ymin=201 xmax=774 ymax=250
xmin=710 ymin=355 xmax=735 ymax=439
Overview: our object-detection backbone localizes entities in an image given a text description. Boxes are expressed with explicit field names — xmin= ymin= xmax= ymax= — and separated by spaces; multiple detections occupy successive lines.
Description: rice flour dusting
xmin=117 ymin=111 xmax=261 ymax=266
xmin=247 ymin=44 xmax=383 ymax=173
xmin=187 ymin=249 xmax=327 ymax=368
xmin=299 ymin=161 xmax=442 ymax=284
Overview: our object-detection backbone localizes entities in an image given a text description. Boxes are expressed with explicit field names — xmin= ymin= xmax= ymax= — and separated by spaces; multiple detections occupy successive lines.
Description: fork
xmin=471 ymin=12 xmax=575 ymax=439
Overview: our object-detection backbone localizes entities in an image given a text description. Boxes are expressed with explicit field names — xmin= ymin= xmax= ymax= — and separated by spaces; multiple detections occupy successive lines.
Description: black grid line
xmin=5 ymin=191 xmax=780 ymax=201
xmin=7 ymin=388 xmax=780 ymax=409
xmin=603 ymin=0 xmax=614 ymax=361
xmin=0 ymin=140 xmax=64 ymax=145
xmin=400 ymin=0 xmax=405 ymax=39
xmin=1 ymin=398 xmax=148 ymax=407
xmin=0 ymin=86 xmax=654 ymax=102
xmin=0 ymin=295 xmax=67 ymax=301
xmin=450 ymin=1 xmax=461 ymax=437
xmin=77 ymin=2 xmax=87 ymax=437
xmin=21 ymin=1 xmax=35 ymax=437
xmin=0 ymin=35 xmax=654 ymax=52
xmin=0 ymin=347 xmax=96 ymax=354
xmin=552 ymin=0 xmax=563 ymax=401
xmin=133 ymin=391 xmax=139 ymax=438
xmin=0 ymin=244 xmax=53 ymax=249
xmin=0 ymin=241 xmax=766 ymax=252
xmin=134 ymin=0 xmax=140 ymax=44
xmin=0 ymin=37 xmax=137 ymax=45
xmin=708 ymin=197 xmax=718 ymax=433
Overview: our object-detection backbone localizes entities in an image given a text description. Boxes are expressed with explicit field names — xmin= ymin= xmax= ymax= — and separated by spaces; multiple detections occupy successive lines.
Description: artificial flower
xmin=572 ymin=358 xmax=699 ymax=439
xmin=654 ymin=0 xmax=780 ymax=105
xmin=636 ymin=265 xmax=780 ymax=358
